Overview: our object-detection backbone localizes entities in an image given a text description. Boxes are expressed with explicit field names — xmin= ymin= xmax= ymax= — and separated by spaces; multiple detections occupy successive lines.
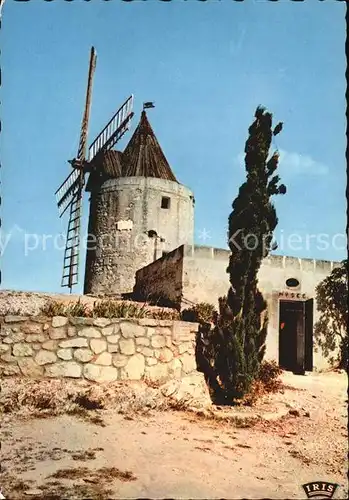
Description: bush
xmin=39 ymin=299 xmax=180 ymax=320
xmin=257 ymin=360 xmax=283 ymax=391
xmin=92 ymin=300 xmax=150 ymax=319
xmin=41 ymin=301 xmax=67 ymax=317
xmin=66 ymin=299 xmax=92 ymax=317
xmin=181 ymin=302 xmax=217 ymax=324
xmin=241 ymin=360 xmax=283 ymax=406
xmin=151 ymin=308 xmax=180 ymax=321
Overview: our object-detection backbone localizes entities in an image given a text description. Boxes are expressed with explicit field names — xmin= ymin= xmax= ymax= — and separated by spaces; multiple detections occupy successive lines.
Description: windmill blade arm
xmin=61 ymin=186 xmax=83 ymax=289
xmin=55 ymin=168 xmax=81 ymax=216
xmin=88 ymin=95 xmax=134 ymax=161
xmin=76 ymin=47 xmax=97 ymax=163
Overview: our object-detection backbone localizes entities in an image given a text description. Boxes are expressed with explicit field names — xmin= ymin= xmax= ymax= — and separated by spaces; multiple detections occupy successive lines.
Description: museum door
xmin=279 ymin=299 xmax=313 ymax=374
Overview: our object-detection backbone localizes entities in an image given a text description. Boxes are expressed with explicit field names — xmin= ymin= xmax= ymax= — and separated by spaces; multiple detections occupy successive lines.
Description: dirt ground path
xmin=1 ymin=371 xmax=347 ymax=499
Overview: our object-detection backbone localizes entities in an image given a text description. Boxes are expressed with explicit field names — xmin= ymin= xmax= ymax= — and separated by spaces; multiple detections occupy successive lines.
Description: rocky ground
xmin=0 ymin=371 xmax=347 ymax=499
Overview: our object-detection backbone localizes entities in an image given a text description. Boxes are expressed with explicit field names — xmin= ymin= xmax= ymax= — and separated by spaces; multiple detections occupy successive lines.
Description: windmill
xmin=55 ymin=47 xmax=134 ymax=292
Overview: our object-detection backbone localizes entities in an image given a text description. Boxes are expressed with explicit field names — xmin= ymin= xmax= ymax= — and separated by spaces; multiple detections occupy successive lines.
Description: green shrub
xmin=39 ymin=298 xmax=179 ymax=321
xmin=40 ymin=301 xmax=66 ymax=317
xmin=181 ymin=302 xmax=217 ymax=324
xmin=92 ymin=300 xmax=150 ymax=319
xmin=151 ymin=308 xmax=180 ymax=320
xmin=65 ymin=300 xmax=91 ymax=318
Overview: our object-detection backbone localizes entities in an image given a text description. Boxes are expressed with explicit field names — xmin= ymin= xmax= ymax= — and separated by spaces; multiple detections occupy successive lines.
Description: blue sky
xmin=0 ymin=0 xmax=346 ymax=293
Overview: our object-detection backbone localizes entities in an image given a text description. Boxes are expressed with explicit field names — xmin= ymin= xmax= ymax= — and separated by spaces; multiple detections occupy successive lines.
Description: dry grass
xmin=48 ymin=465 xmax=136 ymax=482
xmin=0 ymin=378 xmax=176 ymax=421
xmin=38 ymin=298 xmax=180 ymax=320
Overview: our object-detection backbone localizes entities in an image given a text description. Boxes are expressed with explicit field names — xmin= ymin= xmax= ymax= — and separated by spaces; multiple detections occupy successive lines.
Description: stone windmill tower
xmin=84 ymin=107 xmax=195 ymax=296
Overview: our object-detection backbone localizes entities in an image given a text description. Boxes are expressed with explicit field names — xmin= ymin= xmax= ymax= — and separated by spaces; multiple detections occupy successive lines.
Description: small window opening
xmin=162 ymin=251 xmax=169 ymax=257
xmin=161 ymin=196 xmax=171 ymax=209
xmin=286 ymin=278 xmax=300 ymax=288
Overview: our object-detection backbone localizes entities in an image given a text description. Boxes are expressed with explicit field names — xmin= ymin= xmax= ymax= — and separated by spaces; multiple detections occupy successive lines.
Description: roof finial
xmin=143 ymin=101 xmax=155 ymax=111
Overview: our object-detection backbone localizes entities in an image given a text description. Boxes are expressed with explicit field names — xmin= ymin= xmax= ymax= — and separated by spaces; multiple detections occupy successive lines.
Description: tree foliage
xmin=197 ymin=106 xmax=286 ymax=403
xmin=314 ymin=260 xmax=348 ymax=369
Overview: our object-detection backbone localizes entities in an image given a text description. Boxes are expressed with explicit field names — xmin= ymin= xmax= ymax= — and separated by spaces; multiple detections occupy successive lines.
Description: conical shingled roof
xmin=85 ymin=150 xmax=123 ymax=191
xmin=122 ymin=111 xmax=178 ymax=182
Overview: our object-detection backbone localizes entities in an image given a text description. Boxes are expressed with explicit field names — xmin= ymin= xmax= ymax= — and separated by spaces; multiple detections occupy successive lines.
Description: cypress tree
xmin=212 ymin=106 xmax=286 ymax=402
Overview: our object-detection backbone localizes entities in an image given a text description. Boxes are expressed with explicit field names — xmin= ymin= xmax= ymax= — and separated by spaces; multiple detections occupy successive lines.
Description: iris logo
xmin=302 ymin=482 xmax=339 ymax=499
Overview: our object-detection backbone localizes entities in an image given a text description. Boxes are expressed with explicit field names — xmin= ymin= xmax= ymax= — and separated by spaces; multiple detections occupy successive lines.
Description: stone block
xmin=137 ymin=346 xmax=153 ymax=357
xmin=178 ymin=342 xmax=192 ymax=355
xmin=110 ymin=319 xmax=121 ymax=325
xmin=168 ymin=358 xmax=182 ymax=378
xmin=138 ymin=319 xmax=159 ymax=327
xmin=151 ymin=335 xmax=166 ymax=348
xmin=18 ymin=358 xmax=43 ymax=377
xmin=74 ymin=348 xmax=94 ymax=363
xmin=158 ymin=327 xmax=172 ymax=336
xmin=22 ymin=323 xmax=43 ymax=335
xmin=25 ymin=334 xmax=47 ymax=343
xmin=120 ymin=322 xmax=145 ymax=339
xmin=119 ymin=338 xmax=135 ymax=355
xmin=83 ymin=364 xmax=118 ymax=382
xmin=78 ymin=327 xmax=101 ymax=338
xmin=4 ymin=316 xmax=28 ymax=323
xmin=90 ymin=338 xmax=107 ymax=354
xmin=95 ymin=352 xmax=112 ymax=366
xmin=93 ymin=318 xmax=111 ymax=328
xmin=32 ymin=343 xmax=42 ymax=351
xmin=158 ymin=320 xmax=174 ymax=327
xmin=67 ymin=326 xmax=77 ymax=337
xmin=157 ymin=347 xmax=173 ymax=363
xmin=42 ymin=340 xmax=58 ymax=351
xmin=1 ymin=352 xmax=20 ymax=363
xmin=69 ymin=317 xmax=95 ymax=326
xmin=35 ymin=350 xmax=57 ymax=366
xmin=107 ymin=334 xmax=120 ymax=344
xmin=120 ymin=353 xmax=145 ymax=380
xmin=179 ymin=353 xmax=197 ymax=374
xmin=45 ymin=362 xmax=82 ymax=378
xmin=108 ymin=344 xmax=119 ymax=353
xmin=57 ymin=348 xmax=73 ymax=361
xmin=145 ymin=363 xmax=168 ymax=381
xmin=102 ymin=325 xmax=119 ymax=336
xmin=112 ymin=353 xmax=128 ymax=368
xmin=135 ymin=337 xmax=150 ymax=346
xmin=59 ymin=338 xmax=89 ymax=349
xmin=49 ymin=327 xmax=67 ymax=340
xmin=146 ymin=327 xmax=156 ymax=337
xmin=52 ymin=316 xmax=68 ymax=328
xmin=2 ymin=330 xmax=25 ymax=344
xmin=146 ymin=357 xmax=158 ymax=366
xmin=172 ymin=322 xmax=197 ymax=343
xmin=0 ymin=344 xmax=10 ymax=354
xmin=13 ymin=343 xmax=33 ymax=357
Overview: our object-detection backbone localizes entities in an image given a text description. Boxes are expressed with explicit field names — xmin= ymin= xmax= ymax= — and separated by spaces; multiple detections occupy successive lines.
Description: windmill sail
xmin=61 ymin=185 xmax=83 ymax=288
xmin=88 ymin=95 xmax=134 ymax=162
xmin=61 ymin=47 xmax=97 ymax=291
xmin=55 ymin=168 xmax=80 ymax=217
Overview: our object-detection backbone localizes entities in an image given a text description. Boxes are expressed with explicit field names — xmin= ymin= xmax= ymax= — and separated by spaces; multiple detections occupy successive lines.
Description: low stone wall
xmin=134 ymin=246 xmax=184 ymax=308
xmin=0 ymin=316 xmax=199 ymax=383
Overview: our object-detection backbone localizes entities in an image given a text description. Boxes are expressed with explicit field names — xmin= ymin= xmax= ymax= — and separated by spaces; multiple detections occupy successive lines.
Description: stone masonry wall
xmin=134 ymin=246 xmax=184 ymax=308
xmin=0 ymin=316 xmax=199 ymax=383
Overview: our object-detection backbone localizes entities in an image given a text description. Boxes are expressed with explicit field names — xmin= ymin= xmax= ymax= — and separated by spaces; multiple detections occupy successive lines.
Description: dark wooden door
xmin=304 ymin=299 xmax=314 ymax=371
